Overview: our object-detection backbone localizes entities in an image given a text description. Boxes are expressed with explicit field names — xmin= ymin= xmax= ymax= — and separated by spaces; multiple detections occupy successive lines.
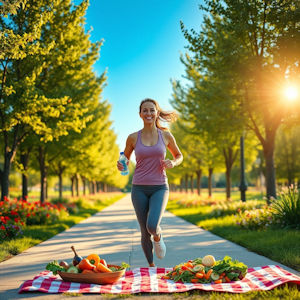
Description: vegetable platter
xmin=162 ymin=255 xmax=248 ymax=284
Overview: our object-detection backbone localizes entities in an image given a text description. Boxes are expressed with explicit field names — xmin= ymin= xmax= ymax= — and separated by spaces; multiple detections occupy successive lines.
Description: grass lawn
xmin=167 ymin=190 xmax=300 ymax=272
xmin=0 ymin=192 xmax=124 ymax=263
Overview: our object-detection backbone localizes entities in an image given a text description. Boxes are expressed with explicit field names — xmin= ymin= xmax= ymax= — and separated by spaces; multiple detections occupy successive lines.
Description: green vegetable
xmin=46 ymin=260 xmax=66 ymax=275
xmin=67 ymin=266 xmax=79 ymax=273
xmin=212 ymin=256 xmax=248 ymax=278
xmin=119 ymin=262 xmax=130 ymax=270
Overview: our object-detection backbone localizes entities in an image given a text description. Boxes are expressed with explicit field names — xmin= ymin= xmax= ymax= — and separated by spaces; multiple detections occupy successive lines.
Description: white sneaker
xmin=153 ymin=235 xmax=166 ymax=259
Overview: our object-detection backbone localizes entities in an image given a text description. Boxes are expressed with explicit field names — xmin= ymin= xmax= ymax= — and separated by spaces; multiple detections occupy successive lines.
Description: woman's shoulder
xmin=127 ymin=131 xmax=139 ymax=146
xmin=161 ymin=130 xmax=173 ymax=145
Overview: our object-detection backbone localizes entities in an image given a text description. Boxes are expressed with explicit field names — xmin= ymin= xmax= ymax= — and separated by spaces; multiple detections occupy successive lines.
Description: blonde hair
xmin=139 ymin=98 xmax=178 ymax=131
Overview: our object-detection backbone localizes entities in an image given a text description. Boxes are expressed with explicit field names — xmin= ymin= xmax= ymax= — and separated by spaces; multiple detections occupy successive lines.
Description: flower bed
xmin=0 ymin=196 xmax=68 ymax=240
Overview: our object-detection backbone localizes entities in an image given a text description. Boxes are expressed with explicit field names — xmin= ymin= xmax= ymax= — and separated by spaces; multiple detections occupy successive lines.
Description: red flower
xmin=46 ymin=213 xmax=50 ymax=218
xmin=26 ymin=213 xmax=31 ymax=217
xmin=14 ymin=218 xmax=20 ymax=223
xmin=10 ymin=210 xmax=18 ymax=216
xmin=0 ymin=225 xmax=5 ymax=230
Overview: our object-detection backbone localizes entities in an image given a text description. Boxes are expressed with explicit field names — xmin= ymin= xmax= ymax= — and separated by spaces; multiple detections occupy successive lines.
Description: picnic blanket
xmin=19 ymin=265 xmax=300 ymax=294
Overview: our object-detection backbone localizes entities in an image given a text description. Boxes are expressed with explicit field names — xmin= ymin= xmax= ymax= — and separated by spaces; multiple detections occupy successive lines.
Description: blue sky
xmin=80 ymin=0 xmax=204 ymax=149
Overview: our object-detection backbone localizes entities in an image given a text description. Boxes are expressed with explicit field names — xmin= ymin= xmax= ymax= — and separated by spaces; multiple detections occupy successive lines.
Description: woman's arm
xmin=162 ymin=131 xmax=183 ymax=169
xmin=117 ymin=133 xmax=136 ymax=171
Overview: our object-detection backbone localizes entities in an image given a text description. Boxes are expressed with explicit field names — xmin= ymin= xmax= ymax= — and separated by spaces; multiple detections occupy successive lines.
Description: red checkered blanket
xmin=19 ymin=265 xmax=300 ymax=294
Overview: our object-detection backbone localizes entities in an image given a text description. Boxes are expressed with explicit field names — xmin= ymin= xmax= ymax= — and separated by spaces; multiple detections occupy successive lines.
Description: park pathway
xmin=0 ymin=194 xmax=298 ymax=299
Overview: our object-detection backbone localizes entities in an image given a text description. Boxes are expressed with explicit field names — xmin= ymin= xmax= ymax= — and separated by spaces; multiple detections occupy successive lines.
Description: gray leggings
xmin=131 ymin=184 xmax=169 ymax=264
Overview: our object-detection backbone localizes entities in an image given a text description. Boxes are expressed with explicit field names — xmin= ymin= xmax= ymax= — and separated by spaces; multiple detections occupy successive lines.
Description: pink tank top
xmin=132 ymin=129 xmax=168 ymax=185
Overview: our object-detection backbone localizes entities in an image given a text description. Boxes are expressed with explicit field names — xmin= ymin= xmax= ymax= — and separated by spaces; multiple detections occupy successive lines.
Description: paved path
xmin=0 ymin=194 xmax=298 ymax=299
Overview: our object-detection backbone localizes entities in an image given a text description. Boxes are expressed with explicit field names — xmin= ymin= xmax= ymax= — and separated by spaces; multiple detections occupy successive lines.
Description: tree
xmin=175 ymin=0 xmax=300 ymax=200
xmin=0 ymin=0 xmax=72 ymax=200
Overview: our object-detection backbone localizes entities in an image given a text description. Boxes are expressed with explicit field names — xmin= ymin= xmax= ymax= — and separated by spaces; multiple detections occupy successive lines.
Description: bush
xmin=271 ymin=186 xmax=300 ymax=229
xmin=236 ymin=206 xmax=276 ymax=230
xmin=210 ymin=200 xmax=264 ymax=218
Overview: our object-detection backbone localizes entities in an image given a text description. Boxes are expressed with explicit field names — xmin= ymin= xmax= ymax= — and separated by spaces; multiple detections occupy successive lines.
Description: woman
xmin=117 ymin=98 xmax=183 ymax=267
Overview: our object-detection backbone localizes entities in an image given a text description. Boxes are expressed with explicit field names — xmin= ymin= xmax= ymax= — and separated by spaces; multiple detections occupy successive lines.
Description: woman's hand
xmin=117 ymin=160 xmax=129 ymax=171
xmin=161 ymin=159 xmax=175 ymax=169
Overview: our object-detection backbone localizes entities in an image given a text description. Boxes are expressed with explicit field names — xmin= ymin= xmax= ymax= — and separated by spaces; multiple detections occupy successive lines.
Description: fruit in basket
xmin=71 ymin=246 xmax=83 ymax=266
xmin=87 ymin=254 xmax=100 ymax=266
xmin=59 ymin=261 xmax=69 ymax=270
xmin=67 ymin=266 xmax=79 ymax=273
xmin=96 ymin=262 xmax=113 ymax=273
xmin=78 ymin=258 xmax=97 ymax=271
xmin=202 ymin=255 xmax=216 ymax=267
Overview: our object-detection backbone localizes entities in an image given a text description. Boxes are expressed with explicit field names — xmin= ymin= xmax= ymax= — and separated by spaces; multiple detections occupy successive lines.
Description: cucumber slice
xmin=211 ymin=272 xmax=220 ymax=281
xmin=192 ymin=264 xmax=205 ymax=272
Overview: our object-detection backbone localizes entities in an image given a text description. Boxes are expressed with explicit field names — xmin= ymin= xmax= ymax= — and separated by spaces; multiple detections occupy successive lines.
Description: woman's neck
xmin=142 ymin=124 xmax=157 ymax=134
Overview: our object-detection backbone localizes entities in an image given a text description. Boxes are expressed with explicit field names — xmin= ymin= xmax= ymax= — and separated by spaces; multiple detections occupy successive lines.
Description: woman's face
xmin=139 ymin=101 xmax=158 ymax=124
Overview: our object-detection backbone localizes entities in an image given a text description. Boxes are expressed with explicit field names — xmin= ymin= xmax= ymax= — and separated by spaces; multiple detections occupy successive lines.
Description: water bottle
xmin=119 ymin=152 xmax=129 ymax=176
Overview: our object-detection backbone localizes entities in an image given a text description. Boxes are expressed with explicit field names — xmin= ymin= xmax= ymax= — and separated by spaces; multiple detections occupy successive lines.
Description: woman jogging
xmin=117 ymin=98 xmax=183 ymax=267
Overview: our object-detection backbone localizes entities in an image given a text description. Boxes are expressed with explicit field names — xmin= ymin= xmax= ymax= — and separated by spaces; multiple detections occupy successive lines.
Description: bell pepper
xmin=96 ymin=262 xmax=112 ymax=273
xmin=78 ymin=258 xmax=96 ymax=271
xmin=86 ymin=254 xmax=100 ymax=266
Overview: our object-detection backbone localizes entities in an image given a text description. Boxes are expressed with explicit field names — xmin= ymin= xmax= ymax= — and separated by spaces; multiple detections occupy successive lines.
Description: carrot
xmin=184 ymin=262 xmax=194 ymax=268
xmin=204 ymin=269 xmax=213 ymax=280
xmin=214 ymin=279 xmax=222 ymax=284
xmin=225 ymin=276 xmax=231 ymax=283
xmin=172 ymin=271 xmax=177 ymax=277
xmin=191 ymin=278 xmax=199 ymax=283
xmin=96 ymin=262 xmax=112 ymax=273
xmin=162 ymin=275 xmax=170 ymax=279
xmin=195 ymin=272 xmax=204 ymax=279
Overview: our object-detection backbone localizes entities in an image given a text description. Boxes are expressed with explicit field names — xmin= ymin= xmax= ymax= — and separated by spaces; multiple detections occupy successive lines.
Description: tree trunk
xmin=45 ymin=179 xmax=48 ymax=201
xmin=196 ymin=169 xmax=202 ymax=196
xmin=92 ymin=181 xmax=96 ymax=194
xmin=225 ymin=168 xmax=231 ymax=201
xmin=82 ymin=176 xmax=86 ymax=195
xmin=39 ymin=146 xmax=47 ymax=203
xmin=223 ymin=147 xmax=238 ymax=201
xmin=263 ymin=138 xmax=276 ymax=202
xmin=208 ymin=167 xmax=213 ymax=197
xmin=58 ymin=171 xmax=63 ymax=199
xmin=185 ymin=174 xmax=188 ymax=193
xmin=20 ymin=152 xmax=30 ymax=200
xmin=190 ymin=174 xmax=194 ymax=193
xmin=75 ymin=173 xmax=80 ymax=197
xmin=1 ymin=151 xmax=13 ymax=200
xmin=71 ymin=175 xmax=75 ymax=197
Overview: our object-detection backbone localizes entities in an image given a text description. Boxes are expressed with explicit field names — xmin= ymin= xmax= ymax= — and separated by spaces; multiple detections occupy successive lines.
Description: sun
xmin=283 ymin=86 xmax=298 ymax=101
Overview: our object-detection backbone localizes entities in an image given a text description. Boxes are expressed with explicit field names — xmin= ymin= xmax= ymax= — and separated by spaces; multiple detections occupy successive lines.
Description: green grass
xmin=167 ymin=190 xmax=300 ymax=272
xmin=0 ymin=193 xmax=124 ymax=262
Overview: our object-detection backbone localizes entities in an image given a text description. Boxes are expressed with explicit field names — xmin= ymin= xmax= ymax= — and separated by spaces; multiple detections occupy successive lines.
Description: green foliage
xmin=271 ymin=186 xmax=300 ymax=229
